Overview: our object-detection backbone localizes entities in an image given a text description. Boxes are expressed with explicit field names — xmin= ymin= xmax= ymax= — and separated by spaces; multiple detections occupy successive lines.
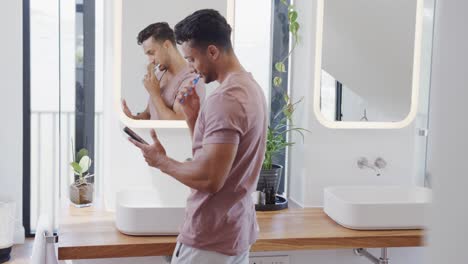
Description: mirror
xmin=114 ymin=0 xmax=272 ymax=127
xmin=314 ymin=0 xmax=425 ymax=128
xmin=115 ymin=0 xmax=228 ymax=127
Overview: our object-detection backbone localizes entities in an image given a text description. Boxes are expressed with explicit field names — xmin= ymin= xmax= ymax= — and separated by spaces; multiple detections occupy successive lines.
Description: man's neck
xmin=167 ymin=50 xmax=187 ymax=76
xmin=217 ymin=54 xmax=245 ymax=83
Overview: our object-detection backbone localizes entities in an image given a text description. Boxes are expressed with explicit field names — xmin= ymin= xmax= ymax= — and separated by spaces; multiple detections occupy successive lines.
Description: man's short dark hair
xmin=174 ymin=9 xmax=232 ymax=51
xmin=137 ymin=22 xmax=176 ymax=46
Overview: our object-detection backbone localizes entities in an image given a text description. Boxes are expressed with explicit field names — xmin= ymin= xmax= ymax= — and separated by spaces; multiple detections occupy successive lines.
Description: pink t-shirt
xmin=148 ymin=66 xmax=205 ymax=120
xmin=177 ymin=72 xmax=268 ymax=256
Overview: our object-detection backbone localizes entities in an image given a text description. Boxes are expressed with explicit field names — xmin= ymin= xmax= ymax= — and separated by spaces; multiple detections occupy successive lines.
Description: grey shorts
xmin=169 ymin=242 xmax=249 ymax=264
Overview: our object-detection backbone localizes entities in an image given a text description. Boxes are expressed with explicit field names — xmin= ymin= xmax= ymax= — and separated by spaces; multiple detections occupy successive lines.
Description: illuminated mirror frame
xmin=313 ymin=0 xmax=424 ymax=129
xmin=113 ymin=0 xmax=235 ymax=128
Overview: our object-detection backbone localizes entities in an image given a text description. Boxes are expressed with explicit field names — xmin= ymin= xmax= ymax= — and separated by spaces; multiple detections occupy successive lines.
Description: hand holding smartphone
xmin=123 ymin=127 xmax=149 ymax=145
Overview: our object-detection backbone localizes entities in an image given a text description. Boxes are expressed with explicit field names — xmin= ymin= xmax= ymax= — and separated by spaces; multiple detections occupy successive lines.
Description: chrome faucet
xmin=357 ymin=157 xmax=387 ymax=176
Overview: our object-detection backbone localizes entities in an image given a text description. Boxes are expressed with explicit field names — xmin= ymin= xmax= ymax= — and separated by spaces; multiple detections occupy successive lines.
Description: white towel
xmin=31 ymin=215 xmax=58 ymax=264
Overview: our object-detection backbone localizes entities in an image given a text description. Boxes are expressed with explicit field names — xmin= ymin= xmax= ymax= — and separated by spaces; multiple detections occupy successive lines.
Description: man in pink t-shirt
xmin=130 ymin=9 xmax=267 ymax=264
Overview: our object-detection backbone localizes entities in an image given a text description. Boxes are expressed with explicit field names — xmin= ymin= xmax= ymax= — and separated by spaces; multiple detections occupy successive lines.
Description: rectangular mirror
xmin=314 ymin=0 xmax=426 ymax=129
xmin=114 ymin=0 xmax=272 ymax=128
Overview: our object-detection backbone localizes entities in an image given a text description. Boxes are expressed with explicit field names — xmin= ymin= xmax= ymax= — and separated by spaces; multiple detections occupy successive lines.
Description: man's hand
xmin=176 ymin=79 xmax=201 ymax=122
xmin=121 ymin=99 xmax=136 ymax=119
xmin=128 ymin=129 xmax=239 ymax=194
xmin=143 ymin=63 xmax=161 ymax=97
xmin=128 ymin=129 xmax=167 ymax=168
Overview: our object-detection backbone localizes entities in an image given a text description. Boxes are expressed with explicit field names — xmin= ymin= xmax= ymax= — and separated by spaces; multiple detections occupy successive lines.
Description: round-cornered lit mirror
xmin=313 ymin=0 xmax=427 ymax=129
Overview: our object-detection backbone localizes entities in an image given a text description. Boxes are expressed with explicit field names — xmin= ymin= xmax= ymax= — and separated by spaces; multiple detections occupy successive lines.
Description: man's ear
xmin=207 ymin=45 xmax=220 ymax=61
xmin=163 ymin=39 xmax=172 ymax=49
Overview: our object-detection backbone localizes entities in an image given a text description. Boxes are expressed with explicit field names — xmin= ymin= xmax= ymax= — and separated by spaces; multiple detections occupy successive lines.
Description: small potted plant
xmin=69 ymin=145 xmax=94 ymax=207
xmin=257 ymin=94 xmax=309 ymax=200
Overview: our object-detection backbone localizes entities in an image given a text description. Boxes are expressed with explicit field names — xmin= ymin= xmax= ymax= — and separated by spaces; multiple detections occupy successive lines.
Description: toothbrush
xmin=180 ymin=75 xmax=201 ymax=104
xmin=153 ymin=63 xmax=168 ymax=81
xmin=153 ymin=63 xmax=160 ymax=74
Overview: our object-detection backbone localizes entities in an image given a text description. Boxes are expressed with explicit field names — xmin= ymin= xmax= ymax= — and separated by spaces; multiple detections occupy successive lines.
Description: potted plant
xmin=69 ymin=144 xmax=94 ymax=207
xmin=257 ymin=95 xmax=309 ymax=198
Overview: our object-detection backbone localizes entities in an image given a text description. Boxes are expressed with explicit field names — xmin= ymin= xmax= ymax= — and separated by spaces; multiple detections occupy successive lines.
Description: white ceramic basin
xmin=115 ymin=190 xmax=185 ymax=235
xmin=323 ymin=186 xmax=431 ymax=230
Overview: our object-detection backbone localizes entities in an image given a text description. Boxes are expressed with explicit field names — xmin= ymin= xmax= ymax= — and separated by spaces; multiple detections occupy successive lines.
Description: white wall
xmin=341 ymin=86 xmax=398 ymax=122
xmin=426 ymin=0 xmax=468 ymax=263
xmin=0 ymin=0 xmax=25 ymax=244
xmin=233 ymin=0 xmax=272 ymax=101
xmin=322 ymin=0 xmax=417 ymax=121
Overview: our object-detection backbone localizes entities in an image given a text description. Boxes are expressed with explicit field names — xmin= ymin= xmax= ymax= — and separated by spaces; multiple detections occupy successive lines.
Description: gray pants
xmin=170 ymin=242 xmax=249 ymax=264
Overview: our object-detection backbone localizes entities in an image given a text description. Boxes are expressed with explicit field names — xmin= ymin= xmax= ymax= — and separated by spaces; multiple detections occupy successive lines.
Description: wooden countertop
xmin=57 ymin=201 xmax=425 ymax=260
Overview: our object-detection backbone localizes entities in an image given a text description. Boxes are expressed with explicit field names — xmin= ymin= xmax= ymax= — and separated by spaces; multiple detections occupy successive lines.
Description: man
xmin=129 ymin=9 xmax=267 ymax=264
xmin=122 ymin=22 xmax=205 ymax=120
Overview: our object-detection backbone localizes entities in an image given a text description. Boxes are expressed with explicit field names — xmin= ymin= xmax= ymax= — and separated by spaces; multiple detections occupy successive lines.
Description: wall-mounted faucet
xmin=357 ymin=157 xmax=387 ymax=176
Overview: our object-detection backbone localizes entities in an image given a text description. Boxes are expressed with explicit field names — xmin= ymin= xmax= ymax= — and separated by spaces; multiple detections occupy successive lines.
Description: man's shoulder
xmin=205 ymin=89 xmax=239 ymax=106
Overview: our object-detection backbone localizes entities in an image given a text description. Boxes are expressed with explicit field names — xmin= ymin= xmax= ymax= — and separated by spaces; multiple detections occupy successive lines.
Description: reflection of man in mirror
xmin=129 ymin=9 xmax=267 ymax=264
xmin=121 ymin=22 xmax=205 ymax=120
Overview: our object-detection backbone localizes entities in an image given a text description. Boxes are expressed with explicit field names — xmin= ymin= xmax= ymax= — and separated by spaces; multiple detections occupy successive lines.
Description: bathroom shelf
xmin=56 ymin=201 xmax=425 ymax=260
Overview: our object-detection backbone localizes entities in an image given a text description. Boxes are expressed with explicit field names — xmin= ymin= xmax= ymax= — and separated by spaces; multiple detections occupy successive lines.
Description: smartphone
xmin=123 ymin=127 xmax=149 ymax=145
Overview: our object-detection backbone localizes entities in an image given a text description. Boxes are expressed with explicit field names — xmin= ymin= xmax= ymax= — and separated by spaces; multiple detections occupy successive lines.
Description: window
xmin=269 ymin=0 xmax=292 ymax=194
xmin=23 ymin=0 xmax=103 ymax=234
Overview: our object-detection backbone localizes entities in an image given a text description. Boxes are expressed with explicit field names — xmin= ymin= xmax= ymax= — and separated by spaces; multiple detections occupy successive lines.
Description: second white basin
xmin=115 ymin=190 xmax=185 ymax=235
xmin=324 ymin=186 xmax=431 ymax=230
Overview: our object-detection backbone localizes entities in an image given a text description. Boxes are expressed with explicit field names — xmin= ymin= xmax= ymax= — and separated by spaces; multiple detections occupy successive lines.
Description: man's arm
xmin=143 ymin=63 xmax=185 ymax=120
xmin=150 ymin=94 xmax=185 ymax=120
xmin=129 ymin=129 xmax=237 ymax=193
xmin=160 ymin=143 xmax=237 ymax=193
xmin=176 ymin=82 xmax=202 ymax=139
xmin=185 ymin=114 xmax=197 ymax=140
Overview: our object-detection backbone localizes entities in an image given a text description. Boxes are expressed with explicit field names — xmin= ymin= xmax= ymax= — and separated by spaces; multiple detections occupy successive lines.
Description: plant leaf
xmin=275 ymin=62 xmax=286 ymax=73
xmin=79 ymin=155 xmax=92 ymax=174
xmin=76 ymin=148 xmax=88 ymax=163
xmin=290 ymin=21 xmax=300 ymax=35
xmin=273 ymin=76 xmax=282 ymax=87
xmin=70 ymin=162 xmax=82 ymax=175
xmin=288 ymin=10 xmax=298 ymax=23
